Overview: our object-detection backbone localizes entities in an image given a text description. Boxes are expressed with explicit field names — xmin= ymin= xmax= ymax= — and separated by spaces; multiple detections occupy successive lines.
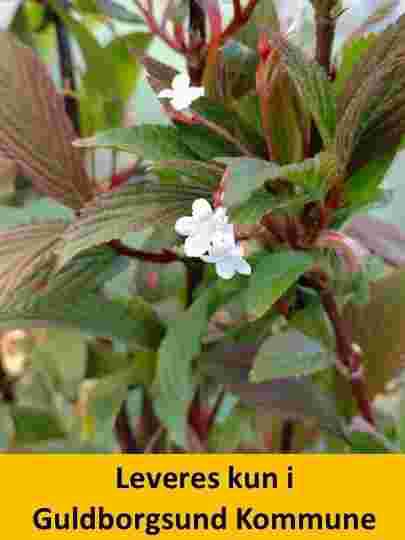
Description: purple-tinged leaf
xmin=57 ymin=179 xmax=212 ymax=267
xmin=0 ymin=221 xmax=66 ymax=305
xmin=0 ymin=33 xmax=96 ymax=209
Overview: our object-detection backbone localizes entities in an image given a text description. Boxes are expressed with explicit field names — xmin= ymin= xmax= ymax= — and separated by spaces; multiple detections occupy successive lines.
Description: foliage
xmin=0 ymin=0 xmax=405 ymax=455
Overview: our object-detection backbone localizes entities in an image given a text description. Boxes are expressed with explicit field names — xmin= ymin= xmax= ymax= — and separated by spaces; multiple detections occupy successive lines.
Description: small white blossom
xmin=202 ymin=225 xmax=252 ymax=280
xmin=0 ymin=1 xmax=22 ymax=30
xmin=275 ymin=0 xmax=305 ymax=35
xmin=158 ymin=73 xmax=205 ymax=111
xmin=175 ymin=198 xmax=228 ymax=257
xmin=175 ymin=199 xmax=251 ymax=279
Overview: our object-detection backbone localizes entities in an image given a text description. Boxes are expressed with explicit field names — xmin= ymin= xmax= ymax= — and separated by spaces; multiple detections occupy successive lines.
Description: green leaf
xmin=221 ymin=158 xmax=280 ymax=207
xmin=0 ymin=293 xmax=139 ymax=341
xmin=338 ymin=14 xmax=405 ymax=120
xmin=200 ymin=351 xmax=346 ymax=439
xmin=87 ymin=340 xmax=133 ymax=378
xmin=344 ymin=151 xmax=396 ymax=208
xmin=124 ymin=296 xmax=165 ymax=349
xmin=348 ymin=255 xmax=386 ymax=306
xmin=30 ymin=328 xmax=87 ymax=401
xmin=246 ymin=251 xmax=315 ymax=318
xmin=208 ymin=407 xmax=256 ymax=453
xmin=344 ymin=269 xmax=405 ymax=399
xmin=175 ymin=123 xmax=243 ymax=161
xmin=133 ymin=226 xmax=186 ymax=304
xmin=206 ymin=40 xmax=259 ymax=102
xmin=48 ymin=0 xmax=120 ymax=99
xmin=74 ymin=124 xmax=198 ymax=160
xmin=230 ymin=189 xmax=278 ymax=225
xmin=272 ymin=153 xmax=337 ymax=192
xmin=105 ymin=33 xmax=151 ymax=101
xmin=0 ymin=404 xmax=13 ymax=450
xmin=152 ymin=160 xmax=222 ymax=188
xmin=270 ymin=35 xmax=336 ymax=146
xmin=230 ymin=190 xmax=313 ymax=226
xmin=84 ymin=367 xmax=137 ymax=449
xmin=155 ymin=288 xmax=219 ymax=447
xmin=0 ymin=33 xmax=95 ymax=209
xmin=76 ymin=0 xmax=145 ymax=23
xmin=221 ymin=154 xmax=336 ymax=219
xmin=81 ymin=32 xmax=152 ymax=132
xmin=336 ymin=15 xmax=405 ymax=174
xmin=0 ymin=221 xmax=66 ymax=305
xmin=57 ymin=179 xmax=212 ymax=266
xmin=335 ymin=35 xmax=377 ymax=97
xmin=290 ymin=292 xmax=334 ymax=347
xmin=237 ymin=0 xmax=279 ymax=49
xmin=190 ymin=97 xmax=266 ymax=156
xmin=45 ymin=245 xmax=125 ymax=301
xmin=261 ymin=66 xmax=308 ymax=164
xmin=350 ymin=430 xmax=396 ymax=453
xmin=12 ymin=406 xmax=67 ymax=446
xmin=250 ymin=330 xmax=336 ymax=382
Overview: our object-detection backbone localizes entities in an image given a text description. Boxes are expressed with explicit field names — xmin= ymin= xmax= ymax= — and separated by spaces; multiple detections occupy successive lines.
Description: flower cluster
xmin=175 ymin=199 xmax=251 ymax=280
xmin=158 ymin=73 xmax=205 ymax=111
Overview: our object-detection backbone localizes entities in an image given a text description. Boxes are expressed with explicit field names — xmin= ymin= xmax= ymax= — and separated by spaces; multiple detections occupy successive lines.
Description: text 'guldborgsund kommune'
xmin=32 ymin=465 xmax=377 ymax=534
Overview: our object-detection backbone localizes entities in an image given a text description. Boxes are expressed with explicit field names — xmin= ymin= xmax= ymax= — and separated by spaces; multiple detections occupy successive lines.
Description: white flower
xmin=175 ymin=198 xmax=252 ymax=280
xmin=275 ymin=0 xmax=305 ymax=35
xmin=175 ymin=198 xmax=228 ymax=257
xmin=0 ymin=1 xmax=22 ymax=30
xmin=202 ymin=225 xmax=252 ymax=280
xmin=158 ymin=73 xmax=205 ymax=111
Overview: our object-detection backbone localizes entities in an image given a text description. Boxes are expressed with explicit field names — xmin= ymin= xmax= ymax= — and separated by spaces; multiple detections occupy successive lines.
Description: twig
xmin=139 ymin=393 xmax=163 ymax=453
xmin=280 ymin=420 xmax=295 ymax=453
xmin=115 ymin=401 xmax=140 ymax=453
xmin=306 ymin=272 xmax=375 ymax=426
xmin=188 ymin=0 xmax=207 ymax=85
xmin=185 ymin=259 xmax=205 ymax=307
xmin=314 ymin=13 xmax=336 ymax=75
xmin=144 ymin=426 xmax=165 ymax=453
xmin=133 ymin=0 xmax=186 ymax=52
xmin=51 ymin=0 xmax=81 ymax=134
xmin=311 ymin=5 xmax=337 ymax=155
xmin=109 ymin=239 xmax=180 ymax=264
xmin=319 ymin=288 xmax=374 ymax=426
xmin=221 ymin=0 xmax=259 ymax=44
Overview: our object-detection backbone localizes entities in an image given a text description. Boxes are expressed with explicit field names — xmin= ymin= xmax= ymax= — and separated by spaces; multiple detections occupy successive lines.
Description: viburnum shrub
xmin=1 ymin=0 xmax=405 ymax=453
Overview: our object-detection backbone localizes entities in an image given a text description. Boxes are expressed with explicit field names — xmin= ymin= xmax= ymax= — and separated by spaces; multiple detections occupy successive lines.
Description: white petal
xmin=170 ymin=94 xmax=192 ymax=111
xmin=213 ymin=206 xmax=229 ymax=225
xmin=188 ymin=87 xmax=205 ymax=102
xmin=184 ymin=234 xmax=211 ymax=257
xmin=158 ymin=88 xmax=174 ymax=99
xmin=234 ymin=257 xmax=252 ymax=276
xmin=175 ymin=216 xmax=196 ymax=236
xmin=216 ymin=259 xmax=236 ymax=280
xmin=209 ymin=229 xmax=236 ymax=258
xmin=220 ymin=224 xmax=236 ymax=245
xmin=192 ymin=198 xmax=213 ymax=219
xmin=201 ymin=253 xmax=222 ymax=264
xmin=230 ymin=243 xmax=244 ymax=257
xmin=172 ymin=73 xmax=191 ymax=92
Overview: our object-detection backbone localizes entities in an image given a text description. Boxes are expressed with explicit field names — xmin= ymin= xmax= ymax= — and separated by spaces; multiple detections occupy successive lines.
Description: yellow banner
xmin=1 ymin=455 xmax=403 ymax=537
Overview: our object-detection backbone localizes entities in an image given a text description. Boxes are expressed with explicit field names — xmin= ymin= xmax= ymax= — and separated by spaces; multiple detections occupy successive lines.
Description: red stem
xmin=109 ymin=239 xmax=180 ymax=264
xmin=319 ymin=286 xmax=375 ymax=426
xmin=220 ymin=0 xmax=259 ymax=43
